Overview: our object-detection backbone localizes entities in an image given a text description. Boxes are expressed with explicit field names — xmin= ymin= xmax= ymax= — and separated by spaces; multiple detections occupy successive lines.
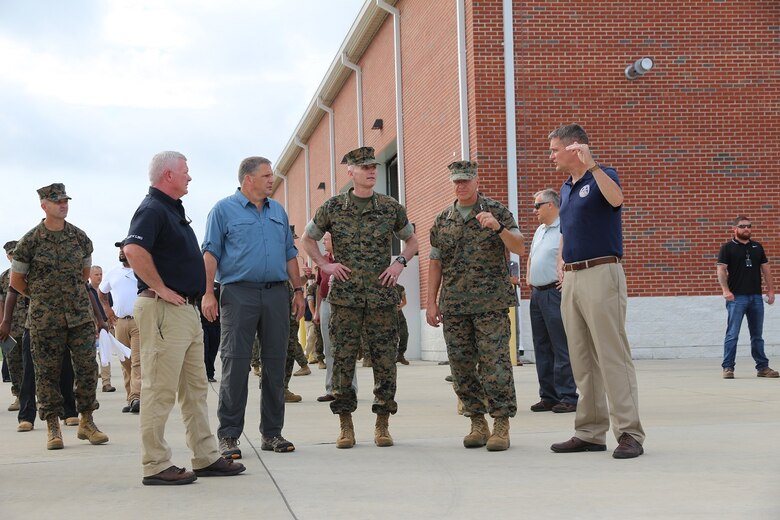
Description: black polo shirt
xmin=125 ymin=187 xmax=205 ymax=298
xmin=717 ymin=239 xmax=768 ymax=295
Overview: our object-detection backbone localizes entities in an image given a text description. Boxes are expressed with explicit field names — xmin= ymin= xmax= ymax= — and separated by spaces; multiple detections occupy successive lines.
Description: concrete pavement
xmin=1 ymin=357 xmax=778 ymax=520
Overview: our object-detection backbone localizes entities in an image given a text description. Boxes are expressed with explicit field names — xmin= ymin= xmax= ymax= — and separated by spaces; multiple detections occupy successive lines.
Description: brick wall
xmin=279 ymin=0 xmax=779 ymax=308
xmin=514 ymin=0 xmax=780 ymax=297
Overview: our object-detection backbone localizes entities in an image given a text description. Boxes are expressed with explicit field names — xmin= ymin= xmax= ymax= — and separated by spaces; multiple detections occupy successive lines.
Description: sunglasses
xmin=533 ymin=201 xmax=550 ymax=210
xmin=736 ymin=224 xmax=752 ymax=229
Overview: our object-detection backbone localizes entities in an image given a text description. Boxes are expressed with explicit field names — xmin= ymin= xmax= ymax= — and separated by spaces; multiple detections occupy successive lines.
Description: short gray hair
xmin=548 ymin=124 xmax=589 ymax=145
xmin=533 ymin=188 xmax=560 ymax=208
xmin=238 ymin=156 xmax=272 ymax=184
xmin=149 ymin=151 xmax=187 ymax=184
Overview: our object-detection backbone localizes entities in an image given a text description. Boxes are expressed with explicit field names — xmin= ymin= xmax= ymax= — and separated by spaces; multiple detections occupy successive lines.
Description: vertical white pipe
xmin=294 ymin=137 xmax=312 ymax=223
xmin=341 ymin=53 xmax=364 ymax=149
xmin=376 ymin=0 xmax=405 ymax=206
xmin=503 ymin=0 xmax=518 ymax=253
xmin=316 ymin=98 xmax=337 ymax=196
xmin=456 ymin=0 xmax=470 ymax=160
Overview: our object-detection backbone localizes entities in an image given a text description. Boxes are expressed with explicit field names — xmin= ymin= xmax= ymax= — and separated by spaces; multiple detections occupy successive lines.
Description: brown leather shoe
xmin=194 ymin=457 xmax=246 ymax=477
xmin=317 ymin=394 xmax=335 ymax=402
xmin=142 ymin=466 xmax=197 ymax=486
xmin=551 ymin=436 xmax=606 ymax=453
xmin=757 ymin=367 xmax=779 ymax=378
xmin=722 ymin=368 xmax=734 ymax=379
xmin=530 ymin=400 xmax=556 ymax=412
xmin=613 ymin=433 xmax=644 ymax=459
xmin=551 ymin=402 xmax=577 ymax=413
xmin=102 ymin=384 xmax=116 ymax=393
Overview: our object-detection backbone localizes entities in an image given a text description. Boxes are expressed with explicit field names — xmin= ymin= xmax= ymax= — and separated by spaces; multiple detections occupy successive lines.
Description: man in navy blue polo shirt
xmin=201 ymin=156 xmax=304 ymax=457
xmin=547 ymin=124 xmax=645 ymax=460
xmin=125 ymin=151 xmax=245 ymax=485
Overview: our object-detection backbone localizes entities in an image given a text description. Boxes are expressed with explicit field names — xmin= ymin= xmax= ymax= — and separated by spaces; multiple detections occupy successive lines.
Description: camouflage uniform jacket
xmin=11 ymin=220 xmax=94 ymax=330
xmin=430 ymin=193 xmax=518 ymax=315
xmin=306 ymin=188 xmax=414 ymax=308
xmin=0 ymin=268 xmax=30 ymax=339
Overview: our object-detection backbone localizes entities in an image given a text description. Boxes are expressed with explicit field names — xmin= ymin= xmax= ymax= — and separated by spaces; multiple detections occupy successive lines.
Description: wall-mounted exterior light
xmin=371 ymin=119 xmax=383 ymax=130
xmin=625 ymin=57 xmax=654 ymax=80
xmin=317 ymin=182 xmax=326 ymax=190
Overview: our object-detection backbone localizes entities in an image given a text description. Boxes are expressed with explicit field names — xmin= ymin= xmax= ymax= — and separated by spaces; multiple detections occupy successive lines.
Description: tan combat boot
xmin=463 ymin=414 xmax=491 ymax=448
xmin=374 ymin=414 xmax=393 ymax=447
xmin=336 ymin=413 xmax=355 ymax=449
xmin=77 ymin=411 xmax=109 ymax=445
xmin=486 ymin=416 xmax=510 ymax=451
xmin=46 ymin=417 xmax=64 ymax=450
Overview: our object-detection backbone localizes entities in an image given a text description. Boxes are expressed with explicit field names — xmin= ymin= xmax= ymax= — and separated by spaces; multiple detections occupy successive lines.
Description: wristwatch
xmin=588 ymin=163 xmax=601 ymax=174
xmin=395 ymin=255 xmax=408 ymax=267
xmin=293 ymin=287 xmax=304 ymax=294
xmin=496 ymin=222 xmax=506 ymax=234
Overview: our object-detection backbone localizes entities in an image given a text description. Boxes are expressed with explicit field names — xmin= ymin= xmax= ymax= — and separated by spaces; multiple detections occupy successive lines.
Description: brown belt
xmin=563 ymin=256 xmax=620 ymax=272
xmin=118 ymin=316 xmax=134 ymax=320
xmin=138 ymin=289 xmax=198 ymax=305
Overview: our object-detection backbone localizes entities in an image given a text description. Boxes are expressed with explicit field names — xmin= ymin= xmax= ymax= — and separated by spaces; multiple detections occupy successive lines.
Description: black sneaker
xmin=129 ymin=399 xmax=140 ymax=414
xmin=219 ymin=437 xmax=241 ymax=459
xmin=261 ymin=435 xmax=295 ymax=453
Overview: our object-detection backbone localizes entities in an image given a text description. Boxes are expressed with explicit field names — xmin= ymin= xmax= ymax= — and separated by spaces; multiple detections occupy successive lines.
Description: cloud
xmin=0 ymin=0 xmax=365 ymax=272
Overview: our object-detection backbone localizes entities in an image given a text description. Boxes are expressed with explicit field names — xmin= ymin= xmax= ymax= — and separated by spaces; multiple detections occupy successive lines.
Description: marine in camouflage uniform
xmin=1 ymin=241 xmax=27 ymax=403
xmin=302 ymin=146 xmax=418 ymax=448
xmin=427 ymin=161 xmax=524 ymax=451
xmin=11 ymin=183 xmax=108 ymax=449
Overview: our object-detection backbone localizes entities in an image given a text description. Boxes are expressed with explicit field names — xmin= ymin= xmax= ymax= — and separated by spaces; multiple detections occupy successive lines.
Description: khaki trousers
xmin=135 ymin=297 xmax=219 ymax=477
xmin=114 ymin=317 xmax=141 ymax=403
xmin=560 ymin=262 xmax=645 ymax=445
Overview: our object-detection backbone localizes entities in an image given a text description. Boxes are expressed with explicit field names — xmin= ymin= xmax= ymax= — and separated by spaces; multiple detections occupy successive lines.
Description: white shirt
xmin=528 ymin=217 xmax=561 ymax=286
xmin=99 ymin=265 xmax=138 ymax=318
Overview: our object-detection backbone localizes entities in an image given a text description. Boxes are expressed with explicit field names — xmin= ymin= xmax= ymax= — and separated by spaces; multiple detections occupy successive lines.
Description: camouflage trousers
xmin=397 ymin=310 xmax=408 ymax=356
xmin=314 ymin=324 xmax=324 ymax=361
xmin=284 ymin=317 xmax=308 ymax=388
xmin=6 ymin=331 xmax=24 ymax=396
xmin=329 ymin=304 xmax=398 ymax=415
xmin=30 ymin=322 xmax=98 ymax=420
xmin=443 ymin=310 xmax=517 ymax=418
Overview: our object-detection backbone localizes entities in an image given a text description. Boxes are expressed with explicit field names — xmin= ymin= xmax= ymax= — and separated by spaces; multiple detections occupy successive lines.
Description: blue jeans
xmin=530 ymin=287 xmax=578 ymax=404
xmin=722 ymin=294 xmax=768 ymax=370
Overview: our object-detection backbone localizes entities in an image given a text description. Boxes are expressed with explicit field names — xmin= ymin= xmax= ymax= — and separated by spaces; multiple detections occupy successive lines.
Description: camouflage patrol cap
xmin=341 ymin=146 xmax=380 ymax=166
xmin=447 ymin=161 xmax=478 ymax=181
xmin=37 ymin=183 xmax=72 ymax=202
xmin=3 ymin=240 xmax=17 ymax=254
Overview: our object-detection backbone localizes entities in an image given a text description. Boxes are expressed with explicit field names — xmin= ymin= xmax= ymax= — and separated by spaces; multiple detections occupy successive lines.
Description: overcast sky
xmin=0 ymin=0 xmax=365 ymax=274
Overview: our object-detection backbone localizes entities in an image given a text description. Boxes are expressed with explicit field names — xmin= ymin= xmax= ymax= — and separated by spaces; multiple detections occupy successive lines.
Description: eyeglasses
xmin=736 ymin=224 xmax=752 ymax=229
xmin=180 ymin=215 xmax=192 ymax=226
xmin=533 ymin=201 xmax=550 ymax=210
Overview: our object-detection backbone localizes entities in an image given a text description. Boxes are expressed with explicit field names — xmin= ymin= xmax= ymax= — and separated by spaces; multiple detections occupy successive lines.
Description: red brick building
xmin=274 ymin=0 xmax=780 ymax=361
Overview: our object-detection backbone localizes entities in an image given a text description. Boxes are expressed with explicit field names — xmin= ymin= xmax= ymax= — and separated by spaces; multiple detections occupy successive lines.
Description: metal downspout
xmin=316 ymin=98 xmax=337 ymax=197
xmin=376 ymin=0 xmax=406 ymax=206
xmin=341 ymin=53 xmax=364 ymax=149
xmin=293 ymin=137 xmax=312 ymax=224
xmin=456 ymin=0 xmax=469 ymax=160
xmin=502 ymin=0 xmax=522 ymax=357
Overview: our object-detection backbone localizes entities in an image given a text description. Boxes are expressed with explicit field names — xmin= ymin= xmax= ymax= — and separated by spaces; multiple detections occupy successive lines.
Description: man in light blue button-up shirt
xmin=201 ymin=156 xmax=304 ymax=456
xmin=526 ymin=189 xmax=577 ymax=415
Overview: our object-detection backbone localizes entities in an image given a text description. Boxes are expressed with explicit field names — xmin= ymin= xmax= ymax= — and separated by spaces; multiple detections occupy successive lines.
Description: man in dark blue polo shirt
xmin=125 ymin=151 xmax=245 ymax=485
xmin=546 ymin=124 xmax=645 ymax=460
xmin=201 ymin=156 xmax=304 ymax=457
